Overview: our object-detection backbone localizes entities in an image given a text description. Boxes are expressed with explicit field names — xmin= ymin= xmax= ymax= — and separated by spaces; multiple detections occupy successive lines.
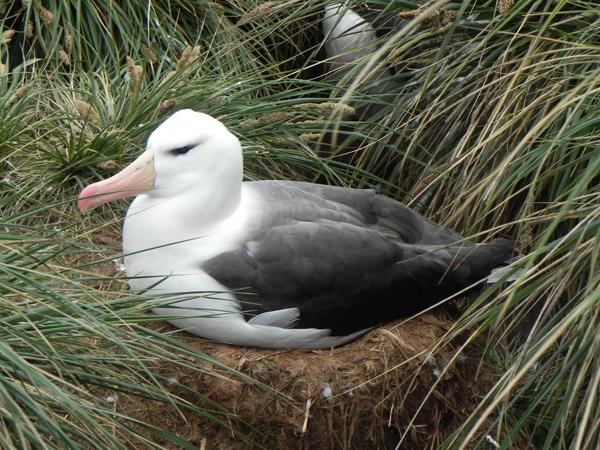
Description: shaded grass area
xmin=0 ymin=0 xmax=598 ymax=448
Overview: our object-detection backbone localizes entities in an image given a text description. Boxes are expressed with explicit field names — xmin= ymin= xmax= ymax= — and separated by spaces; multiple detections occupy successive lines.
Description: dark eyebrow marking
xmin=168 ymin=144 xmax=196 ymax=156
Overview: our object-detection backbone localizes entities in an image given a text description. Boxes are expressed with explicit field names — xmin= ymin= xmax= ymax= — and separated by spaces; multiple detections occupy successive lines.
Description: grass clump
xmin=0 ymin=0 xmax=598 ymax=448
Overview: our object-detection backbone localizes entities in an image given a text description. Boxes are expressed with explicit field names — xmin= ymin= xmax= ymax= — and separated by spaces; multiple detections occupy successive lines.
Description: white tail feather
xmin=486 ymin=255 xmax=525 ymax=284
xmin=248 ymin=307 xmax=300 ymax=328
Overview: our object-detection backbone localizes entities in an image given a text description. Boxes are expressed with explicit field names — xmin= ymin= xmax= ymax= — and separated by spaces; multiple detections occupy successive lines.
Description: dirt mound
xmin=120 ymin=314 xmax=493 ymax=450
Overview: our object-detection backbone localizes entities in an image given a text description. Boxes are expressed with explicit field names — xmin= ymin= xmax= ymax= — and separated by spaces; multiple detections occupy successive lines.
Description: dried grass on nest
xmin=117 ymin=314 xmax=496 ymax=450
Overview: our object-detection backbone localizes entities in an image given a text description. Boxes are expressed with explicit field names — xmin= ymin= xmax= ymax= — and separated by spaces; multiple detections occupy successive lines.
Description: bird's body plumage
xmin=79 ymin=110 xmax=513 ymax=349
xmin=201 ymin=181 xmax=512 ymax=336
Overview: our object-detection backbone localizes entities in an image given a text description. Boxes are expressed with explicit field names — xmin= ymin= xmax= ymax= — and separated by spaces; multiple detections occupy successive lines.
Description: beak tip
xmin=77 ymin=202 xmax=89 ymax=214
xmin=77 ymin=184 xmax=98 ymax=213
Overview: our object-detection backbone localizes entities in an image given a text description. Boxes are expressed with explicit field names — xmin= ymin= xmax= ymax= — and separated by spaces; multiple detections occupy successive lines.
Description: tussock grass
xmin=0 ymin=0 xmax=598 ymax=448
xmin=1 ymin=189 xmax=265 ymax=448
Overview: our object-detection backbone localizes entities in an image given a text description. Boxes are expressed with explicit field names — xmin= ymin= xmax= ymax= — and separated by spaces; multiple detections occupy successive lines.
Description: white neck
xmin=123 ymin=159 xmax=243 ymax=252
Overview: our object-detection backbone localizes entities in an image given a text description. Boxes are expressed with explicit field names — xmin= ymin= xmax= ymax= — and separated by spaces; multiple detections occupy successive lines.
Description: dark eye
xmin=169 ymin=145 xmax=195 ymax=156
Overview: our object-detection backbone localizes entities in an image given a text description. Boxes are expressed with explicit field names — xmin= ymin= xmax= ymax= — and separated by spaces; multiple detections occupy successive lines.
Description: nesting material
xmin=120 ymin=314 xmax=495 ymax=449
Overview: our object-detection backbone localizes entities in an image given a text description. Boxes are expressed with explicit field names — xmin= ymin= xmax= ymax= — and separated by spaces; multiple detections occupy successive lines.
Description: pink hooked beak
xmin=77 ymin=150 xmax=156 ymax=212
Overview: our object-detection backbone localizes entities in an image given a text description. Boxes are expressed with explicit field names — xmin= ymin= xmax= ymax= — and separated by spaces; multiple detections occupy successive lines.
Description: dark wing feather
xmin=272 ymin=181 xmax=463 ymax=244
xmin=203 ymin=181 xmax=513 ymax=335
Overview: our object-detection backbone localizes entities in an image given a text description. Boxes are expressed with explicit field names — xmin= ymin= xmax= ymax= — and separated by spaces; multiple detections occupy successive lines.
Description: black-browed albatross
xmin=78 ymin=109 xmax=513 ymax=349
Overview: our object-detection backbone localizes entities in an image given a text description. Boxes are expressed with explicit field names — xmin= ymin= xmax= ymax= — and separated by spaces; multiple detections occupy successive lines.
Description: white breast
xmin=122 ymin=185 xmax=261 ymax=317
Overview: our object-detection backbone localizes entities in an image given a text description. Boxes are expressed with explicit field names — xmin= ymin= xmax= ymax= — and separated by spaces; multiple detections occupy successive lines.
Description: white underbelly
xmin=121 ymin=187 xmax=262 ymax=317
xmin=123 ymin=212 xmax=253 ymax=320
xmin=121 ymin=235 xmax=366 ymax=349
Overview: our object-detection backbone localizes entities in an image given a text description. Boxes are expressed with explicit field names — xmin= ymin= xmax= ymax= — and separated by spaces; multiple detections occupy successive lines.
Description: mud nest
xmin=116 ymin=313 xmax=494 ymax=450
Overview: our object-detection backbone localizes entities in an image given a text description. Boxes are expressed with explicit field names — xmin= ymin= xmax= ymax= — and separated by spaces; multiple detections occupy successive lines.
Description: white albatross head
xmin=77 ymin=110 xmax=242 ymax=212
